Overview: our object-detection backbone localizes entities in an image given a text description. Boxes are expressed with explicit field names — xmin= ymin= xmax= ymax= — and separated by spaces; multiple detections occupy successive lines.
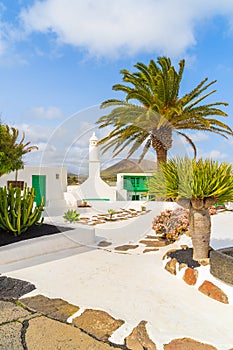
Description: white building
xmin=116 ymin=172 xmax=153 ymax=201
xmin=0 ymin=132 xmax=153 ymax=212
xmin=67 ymin=133 xmax=116 ymax=204
xmin=0 ymin=166 xmax=67 ymax=208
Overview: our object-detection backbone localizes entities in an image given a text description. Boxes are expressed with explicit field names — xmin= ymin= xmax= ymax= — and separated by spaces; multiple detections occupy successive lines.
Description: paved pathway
xmin=0 ymin=276 xmax=156 ymax=349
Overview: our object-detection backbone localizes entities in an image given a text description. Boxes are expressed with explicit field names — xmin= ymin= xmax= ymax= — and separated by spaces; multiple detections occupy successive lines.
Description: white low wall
xmin=0 ymin=226 xmax=95 ymax=265
xmin=0 ymin=201 xmax=179 ymax=266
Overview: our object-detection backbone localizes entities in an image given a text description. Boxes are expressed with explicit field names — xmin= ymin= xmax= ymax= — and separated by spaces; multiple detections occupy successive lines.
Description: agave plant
xmin=63 ymin=209 xmax=80 ymax=223
xmin=148 ymin=157 xmax=233 ymax=260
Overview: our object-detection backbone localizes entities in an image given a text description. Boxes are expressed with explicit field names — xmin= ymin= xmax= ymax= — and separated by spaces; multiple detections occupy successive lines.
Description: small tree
xmin=148 ymin=157 xmax=233 ymax=260
xmin=0 ymin=123 xmax=38 ymax=178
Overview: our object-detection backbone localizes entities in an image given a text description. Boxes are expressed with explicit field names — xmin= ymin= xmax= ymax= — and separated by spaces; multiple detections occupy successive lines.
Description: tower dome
xmin=89 ymin=132 xmax=98 ymax=146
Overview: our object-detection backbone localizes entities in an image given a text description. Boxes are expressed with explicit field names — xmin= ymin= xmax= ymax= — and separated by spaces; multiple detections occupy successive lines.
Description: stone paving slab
xmin=25 ymin=316 xmax=122 ymax=350
xmin=0 ymin=297 xmax=227 ymax=350
xmin=0 ymin=322 xmax=24 ymax=350
xmin=114 ymin=244 xmax=139 ymax=251
xmin=21 ymin=294 xmax=79 ymax=322
xmin=139 ymin=239 xmax=170 ymax=247
xmin=0 ymin=300 xmax=31 ymax=323
xmin=0 ymin=276 xmax=35 ymax=300
xmin=72 ymin=309 xmax=124 ymax=341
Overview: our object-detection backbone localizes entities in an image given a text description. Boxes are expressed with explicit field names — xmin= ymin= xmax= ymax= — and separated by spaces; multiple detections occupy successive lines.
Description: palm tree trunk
xmin=151 ymin=126 xmax=172 ymax=165
xmin=156 ymin=148 xmax=167 ymax=164
xmin=189 ymin=204 xmax=211 ymax=260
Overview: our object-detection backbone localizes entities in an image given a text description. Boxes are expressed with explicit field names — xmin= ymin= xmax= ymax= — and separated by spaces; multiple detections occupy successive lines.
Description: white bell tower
xmin=71 ymin=131 xmax=116 ymax=201
xmin=89 ymin=132 xmax=100 ymax=178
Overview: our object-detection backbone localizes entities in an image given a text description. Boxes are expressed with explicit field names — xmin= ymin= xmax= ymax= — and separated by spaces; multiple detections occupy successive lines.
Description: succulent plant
xmin=108 ymin=209 xmax=116 ymax=220
xmin=0 ymin=184 xmax=44 ymax=236
xmin=63 ymin=209 xmax=80 ymax=223
xmin=152 ymin=208 xmax=189 ymax=242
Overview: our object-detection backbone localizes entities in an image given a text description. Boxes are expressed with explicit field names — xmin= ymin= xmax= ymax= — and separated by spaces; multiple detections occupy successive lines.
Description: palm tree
xmin=148 ymin=157 xmax=233 ymax=260
xmin=14 ymin=129 xmax=38 ymax=181
xmin=97 ymin=57 xmax=232 ymax=164
xmin=0 ymin=123 xmax=38 ymax=178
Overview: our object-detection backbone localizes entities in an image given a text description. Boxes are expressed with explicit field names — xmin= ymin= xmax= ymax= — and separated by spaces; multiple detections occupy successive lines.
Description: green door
xmin=32 ymin=175 xmax=46 ymax=206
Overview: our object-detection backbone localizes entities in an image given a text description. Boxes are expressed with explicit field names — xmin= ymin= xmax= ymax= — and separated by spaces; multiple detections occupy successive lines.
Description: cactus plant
xmin=63 ymin=209 xmax=80 ymax=223
xmin=0 ymin=185 xmax=44 ymax=236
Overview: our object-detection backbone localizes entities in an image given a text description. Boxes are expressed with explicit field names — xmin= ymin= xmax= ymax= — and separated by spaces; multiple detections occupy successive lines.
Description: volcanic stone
xmin=179 ymin=263 xmax=188 ymax=271
xmin=0 ymin=300 xmax=31 ymax=323
xmin=125 ymin=320 xmax=157 ymax=350
xmin=72 ymin=309 xmax=124 ymax=341
xmin=21 ymin=295 xmax=79 ymax=322
xmin=167 ymin=248 xmax=200 ymax=268
xmin=0 ymin=276 xmax=35 ymax=300
xmin=0 ymin=322 xmax=24 ymax=349
xmin=198 ymin=280 xmax=229 ymax=304
xmin=98 ymin=241 xmax=112 ymax=247
xmin=162 ymin=249 xmax=177 ymax=260
xmin=165 ymin=258 xmax=177 ymax=275
xmin=115 ymin=244 xmax=139 ymax=251
xmin=139 ymin=240 xmax=169 ymax=247
xmin=143 ymin=248 xmax=159 ymax=253
xmin=164 ymin=337 xmax=217 ymax=349
xmin=25 ymin=316 xmax=121 ymax=349
xmin=183 ymin=267 xmax=198 ymax=285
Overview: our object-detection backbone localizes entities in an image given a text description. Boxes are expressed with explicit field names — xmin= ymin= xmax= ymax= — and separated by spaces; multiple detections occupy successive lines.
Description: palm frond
xmin=96 ymin=56 xmax=231 ymax=163
xmin=176 ymin=131 xmax=197 ymax=158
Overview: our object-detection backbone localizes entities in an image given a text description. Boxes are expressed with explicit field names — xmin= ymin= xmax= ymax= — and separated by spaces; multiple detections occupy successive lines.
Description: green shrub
xmin=0 ymin=185 xmax=44 ymax=236
xmin=63 ymin=209 xmax=80 ymax=223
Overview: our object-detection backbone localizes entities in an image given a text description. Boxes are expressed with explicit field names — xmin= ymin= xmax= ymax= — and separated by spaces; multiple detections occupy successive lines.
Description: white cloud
xmin=16 ymin=123 xmax=54 ymax=144
xmin=189 ymin=132 xmax=209 ymax=142
xmin=199 ymin=149 xmax=228 ymax=160
xmin=18 ymin=0 xmax=233 ymax=58
xmin=27 ymin=106 xmax=65 ymax=120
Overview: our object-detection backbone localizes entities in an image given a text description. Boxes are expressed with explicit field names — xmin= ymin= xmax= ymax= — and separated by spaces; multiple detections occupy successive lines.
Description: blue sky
xmin=1 ymin=0 xmax=233 ymax=174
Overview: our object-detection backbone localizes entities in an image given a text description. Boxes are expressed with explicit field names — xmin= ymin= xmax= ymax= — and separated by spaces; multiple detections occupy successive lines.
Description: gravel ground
xmin=168 ymin=248 xmax=201 ymax=268
xmin=0 ymin=224 xmax=72 ymax=248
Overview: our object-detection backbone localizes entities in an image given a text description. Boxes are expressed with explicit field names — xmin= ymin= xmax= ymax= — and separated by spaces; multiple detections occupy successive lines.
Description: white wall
xmin=0 ymin=166 xmax=67 ymax=204
xmin=70 ymin=176 xmax=116 ymax=202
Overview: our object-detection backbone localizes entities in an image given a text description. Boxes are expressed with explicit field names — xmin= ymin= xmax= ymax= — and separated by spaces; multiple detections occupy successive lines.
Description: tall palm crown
xmin=97 ymin=57 xmax=232 ymax=164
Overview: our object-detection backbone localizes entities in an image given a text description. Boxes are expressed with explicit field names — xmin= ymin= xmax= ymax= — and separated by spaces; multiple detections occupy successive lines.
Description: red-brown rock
xmin=164 ymin=258 xmax=177 ymax=275
xmin=183 ymin=267 xmax=198 ymax=285
xmin=164 ymin=337 xmax=217 ymax=350
xmin=198 ymin=280 xmax=229 ymax=304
